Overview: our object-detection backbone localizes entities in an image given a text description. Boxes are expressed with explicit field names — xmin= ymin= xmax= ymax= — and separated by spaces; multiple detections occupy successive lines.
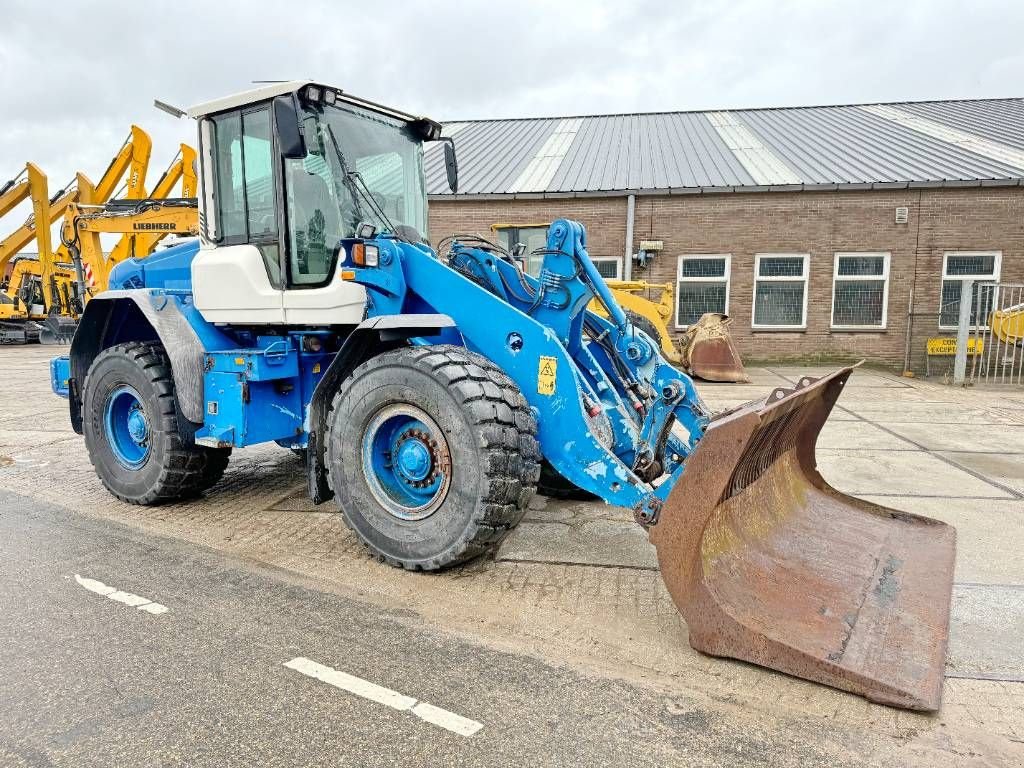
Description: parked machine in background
xmin=0 ymin=128 xmax=195 ymax=343
xmin=50 ymin=81 xmax=955 ymax=711
xmin=590 ymin=280 xmax=749 ymax=382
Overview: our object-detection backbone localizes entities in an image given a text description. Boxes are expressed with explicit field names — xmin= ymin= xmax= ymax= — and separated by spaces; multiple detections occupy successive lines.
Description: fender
xmin=67 ymin=289 xmax=220 ymax=432
xmin=305 ymin=313 xmax=457 ymax=505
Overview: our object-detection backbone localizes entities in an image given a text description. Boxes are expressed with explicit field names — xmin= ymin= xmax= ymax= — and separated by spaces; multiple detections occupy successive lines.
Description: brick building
xmin=424 ymin=99 xmax=1024 ymax=372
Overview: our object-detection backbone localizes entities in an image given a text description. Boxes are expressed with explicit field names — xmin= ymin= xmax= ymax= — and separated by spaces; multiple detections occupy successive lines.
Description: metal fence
xmin=961 ymin=281 xmax=1024 ymax=386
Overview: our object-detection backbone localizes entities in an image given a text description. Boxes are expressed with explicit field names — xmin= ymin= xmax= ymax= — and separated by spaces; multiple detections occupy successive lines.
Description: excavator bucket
xmin=682 ymin=313 xmax=749 ymax=383
xmin=36 ymin=315 xmax=77 ymax=345
xmin=650 ymin=367 xmax=956 ymax=710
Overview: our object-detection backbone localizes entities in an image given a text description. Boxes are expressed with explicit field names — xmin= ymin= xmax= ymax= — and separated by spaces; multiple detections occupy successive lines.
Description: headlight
xmin=351 ymin=243 xmax=379 ymax=267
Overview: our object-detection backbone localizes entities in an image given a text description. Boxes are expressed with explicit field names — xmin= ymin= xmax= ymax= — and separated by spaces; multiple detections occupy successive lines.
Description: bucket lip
xmin=709 ymin=364 xmax=857 ymax=427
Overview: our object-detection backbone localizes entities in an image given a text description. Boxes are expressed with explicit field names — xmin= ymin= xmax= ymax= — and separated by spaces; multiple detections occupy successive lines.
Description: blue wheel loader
xmin=51 ymin=82 xmax=955 ymax=710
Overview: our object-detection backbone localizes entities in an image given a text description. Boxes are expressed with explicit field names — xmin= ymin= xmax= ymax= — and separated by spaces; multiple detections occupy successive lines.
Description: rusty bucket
xmin=682 ymin=313 xmax=749 ymax=383
xmin=650 ymin=367 xmax=956 ymax=710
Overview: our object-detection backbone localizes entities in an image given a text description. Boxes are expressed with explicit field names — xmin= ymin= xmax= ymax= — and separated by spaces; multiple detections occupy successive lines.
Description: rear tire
xmin=82 ymin=341 xmax=230 ymax=504
xmin=326 ymin=344 xmax=540 ymax=570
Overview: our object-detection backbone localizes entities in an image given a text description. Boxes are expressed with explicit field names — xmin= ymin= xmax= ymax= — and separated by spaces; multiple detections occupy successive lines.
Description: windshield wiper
xmin=345 ymin=169 xmax=412 ymax=243
xmin=323 ymin=124 xmax=409 ymax=243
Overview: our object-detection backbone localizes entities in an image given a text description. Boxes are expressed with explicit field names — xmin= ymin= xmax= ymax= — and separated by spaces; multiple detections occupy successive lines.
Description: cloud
xmin=1 ymin=0 xmax=1021 ymax=224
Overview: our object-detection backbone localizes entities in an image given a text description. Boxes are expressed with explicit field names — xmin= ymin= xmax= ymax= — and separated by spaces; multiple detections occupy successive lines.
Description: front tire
xmin=82 ymin=341 xmax=230 ymax=504
xmin=326 ymin=345 xmax=540 ymax=570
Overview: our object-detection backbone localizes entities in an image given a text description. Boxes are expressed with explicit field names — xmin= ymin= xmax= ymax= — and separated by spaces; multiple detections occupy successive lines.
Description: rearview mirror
xmin=273 ymin=94 xmax=306 ymax=159
xmin=442 ymin=137 xmax=458 ymax=194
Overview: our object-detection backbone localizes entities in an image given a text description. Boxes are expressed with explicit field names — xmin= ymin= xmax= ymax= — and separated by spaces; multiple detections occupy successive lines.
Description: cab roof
xmin=186 ymin=81 xmax=441 ymax=137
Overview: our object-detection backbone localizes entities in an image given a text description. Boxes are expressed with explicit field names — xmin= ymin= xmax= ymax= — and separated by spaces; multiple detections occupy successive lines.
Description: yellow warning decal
xmin=537 ymin=356 xmax=557 ymax=395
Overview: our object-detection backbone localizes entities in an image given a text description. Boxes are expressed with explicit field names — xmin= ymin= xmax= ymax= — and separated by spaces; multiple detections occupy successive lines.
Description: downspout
xmin=623 ymin=193 xmax=635 ymax=280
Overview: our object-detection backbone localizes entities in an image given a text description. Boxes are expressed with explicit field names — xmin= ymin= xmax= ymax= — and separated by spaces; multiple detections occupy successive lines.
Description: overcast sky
xmin=2 ymin=0 xmax=1021 ymax=218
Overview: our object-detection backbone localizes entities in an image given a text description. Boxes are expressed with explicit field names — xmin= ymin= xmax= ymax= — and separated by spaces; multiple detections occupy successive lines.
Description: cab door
xmin=193 ymin=104 xmax=286 ymax=324
xmin=279 ymin=149 xmax=367 ymax=326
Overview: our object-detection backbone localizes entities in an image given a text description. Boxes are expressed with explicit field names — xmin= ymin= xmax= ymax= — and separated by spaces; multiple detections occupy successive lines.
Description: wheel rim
xmin=361 ymin=404 xmax=452 ymax=521
xmin=103 ymin=384 xmax=151 ymax=469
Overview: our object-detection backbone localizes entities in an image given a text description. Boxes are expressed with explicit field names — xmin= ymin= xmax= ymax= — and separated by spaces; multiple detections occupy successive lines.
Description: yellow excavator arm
xmin=106 ymin=144 xmax=196 ymax=264
xmin=63 ymin=199 xmax=198 ymax=293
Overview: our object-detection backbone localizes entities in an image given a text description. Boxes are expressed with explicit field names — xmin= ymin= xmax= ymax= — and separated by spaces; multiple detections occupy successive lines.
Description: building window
xmin=752 ymin=254 xmax=809 ymax=329
xmin=939 ymin=251 xmax=1001 ymax=328
xmin=831 ymin=253 xmax=890 ymax=329
xmin=495 ymin=224 xmax=549 ymax=275
xmin=592 ymin=257 xmax=622 ymax=280
xmin=676 ymin=255 xmax=731 ymax=327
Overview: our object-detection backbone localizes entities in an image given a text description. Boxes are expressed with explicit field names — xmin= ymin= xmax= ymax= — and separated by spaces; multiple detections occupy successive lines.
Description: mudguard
xmin=68 ymin=290 xmax=210 ymax=429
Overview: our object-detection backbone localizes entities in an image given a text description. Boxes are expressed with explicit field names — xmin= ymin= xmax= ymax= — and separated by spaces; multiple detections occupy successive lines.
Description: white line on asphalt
xmin=283 ymin=657 xmax=483 ymax=737
xmin=73 ymin=574 xmax=169 ymax=616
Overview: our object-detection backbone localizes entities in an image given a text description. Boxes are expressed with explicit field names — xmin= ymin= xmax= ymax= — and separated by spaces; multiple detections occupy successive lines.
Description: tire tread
xmin=328 ymin=344 xmax=540 ymax=570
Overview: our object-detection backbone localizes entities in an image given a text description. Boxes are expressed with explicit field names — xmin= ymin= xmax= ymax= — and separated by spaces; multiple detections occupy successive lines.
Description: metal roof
xmin=424 ymin=98 xmax=1024 ymax=198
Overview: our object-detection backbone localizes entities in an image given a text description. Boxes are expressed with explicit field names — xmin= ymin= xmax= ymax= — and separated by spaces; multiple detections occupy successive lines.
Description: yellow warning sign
xmin=926 ymin=337 xmax=984 ymax=356
xmin=537 ymin=356 xmax=557 ymax=395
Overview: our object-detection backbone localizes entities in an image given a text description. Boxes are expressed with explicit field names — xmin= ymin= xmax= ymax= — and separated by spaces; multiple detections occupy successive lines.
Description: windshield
xmin=285 ymin=102 xmax=427 ymax=285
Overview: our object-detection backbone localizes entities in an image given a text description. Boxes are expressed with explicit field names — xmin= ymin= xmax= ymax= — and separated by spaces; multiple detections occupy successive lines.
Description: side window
xmin=241 ymin=110 xmax=277 ymax=239
xmin=212 ymin=112 xmax=244 ymax=239
xmin=210 ymin=107 xmax=278 ymax=243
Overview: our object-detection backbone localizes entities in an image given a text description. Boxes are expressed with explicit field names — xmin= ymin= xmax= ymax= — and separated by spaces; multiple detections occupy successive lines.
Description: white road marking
xmin=410 ymin=702 xmax=483 ymax=737
xmin=284 ymin=657 xmax=483 ymax=737
xmin=73 ymin=574 xmax=169 ymax=616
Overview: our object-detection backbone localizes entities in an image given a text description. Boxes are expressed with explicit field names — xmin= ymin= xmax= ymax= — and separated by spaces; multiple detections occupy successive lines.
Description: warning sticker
xmin=537 ymin=356 xmax=557 ymax=395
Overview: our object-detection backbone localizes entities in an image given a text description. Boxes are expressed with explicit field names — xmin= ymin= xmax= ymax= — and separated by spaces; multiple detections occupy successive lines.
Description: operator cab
xmin=187 ymin=81 xmax=456 ymax=325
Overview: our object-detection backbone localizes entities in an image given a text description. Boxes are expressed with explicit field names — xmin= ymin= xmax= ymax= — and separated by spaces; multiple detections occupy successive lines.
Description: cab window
xmin=210 ymin=106 xmax=279 ymax=242
xmin=208 ymin=106 xmax=281 ymax=284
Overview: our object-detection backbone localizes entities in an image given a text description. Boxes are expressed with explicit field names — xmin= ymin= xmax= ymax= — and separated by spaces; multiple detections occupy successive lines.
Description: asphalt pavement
xmin=0 ymin=489 xmax=857 ymax=768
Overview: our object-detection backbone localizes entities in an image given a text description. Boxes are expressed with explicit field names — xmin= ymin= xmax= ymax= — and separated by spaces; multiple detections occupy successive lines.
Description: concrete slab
xmin=859 ymin=496 xmax=1024 ymax=586
xmin=699 ymin=372 xmax=789 ymax=389
xmin=839 ymin=402 xmax=1010 ymax=425
xmin=947 ymin=584 xmax=1024 ymax=682
xmin=816 ymin=420 xmax=916 ymax=451
xmin=817 ymin=449 xmax=1014 ymax=498
xmin=0 ymin=429 xmax=80 ymax=450
xmin=769 ymin=367 xmax=914 ymax=389
xmin=881 ymin=423 xmax=1024 ymax=453
xmin=938 ymin=452 xmax=1024 ymax=495
xmin=498 ymin=520 xmax=657 ymax=569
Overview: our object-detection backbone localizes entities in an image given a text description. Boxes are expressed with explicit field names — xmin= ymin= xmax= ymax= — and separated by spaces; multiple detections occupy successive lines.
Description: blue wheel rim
xmin=104 ymin=384 xmax=151 ymax=470
xmin=361 ymin=404 xmax=451 ymax=521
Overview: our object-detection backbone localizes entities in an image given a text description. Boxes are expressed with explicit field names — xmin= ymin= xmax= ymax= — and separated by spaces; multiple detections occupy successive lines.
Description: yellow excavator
xmin=0 ymin=130 xmax=196 ymax=343
xmin=592 ymin=280 xmax=749 ymax=382
xmin=0 ymin=126 xmax=152 ymax=342
xmin=0 ymin=162 xmax=88 ymax=343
